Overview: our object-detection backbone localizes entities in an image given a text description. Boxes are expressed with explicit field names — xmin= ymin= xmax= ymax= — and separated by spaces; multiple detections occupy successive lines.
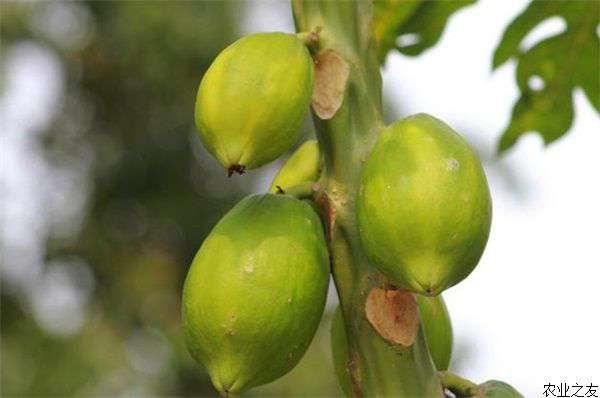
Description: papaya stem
xmin=439 ymin=371 xmax=480 ymax=397
xmin=293 ymin=1 xmax=442 ymax=396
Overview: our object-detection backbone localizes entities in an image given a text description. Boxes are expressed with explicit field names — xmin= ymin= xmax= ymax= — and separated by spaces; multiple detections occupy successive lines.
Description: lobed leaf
xmin=373 ymin=0 xmax=476 ymax=63
xmin=494 ymin=0 xmax=599 ymax=153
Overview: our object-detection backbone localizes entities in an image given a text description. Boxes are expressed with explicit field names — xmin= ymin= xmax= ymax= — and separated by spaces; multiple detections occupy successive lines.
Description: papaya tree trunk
xmin=292 ymin=1 xmax=443 ymax=396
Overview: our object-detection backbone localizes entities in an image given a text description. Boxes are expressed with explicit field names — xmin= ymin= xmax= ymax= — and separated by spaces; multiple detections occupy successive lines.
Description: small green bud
xmin=269 ymin=139 xmax=321 ymax=193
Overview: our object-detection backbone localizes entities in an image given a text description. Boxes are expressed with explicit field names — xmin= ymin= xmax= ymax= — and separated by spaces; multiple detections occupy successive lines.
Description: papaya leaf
xmin=373 ymin=0 xmax=476 ymax=63
xmin=494 ymin=0 xmax=600 ymax=153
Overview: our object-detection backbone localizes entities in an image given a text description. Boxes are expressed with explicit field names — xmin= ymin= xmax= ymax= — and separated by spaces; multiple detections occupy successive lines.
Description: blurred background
xmin=1 ymin=1 xmax=598 ymax=397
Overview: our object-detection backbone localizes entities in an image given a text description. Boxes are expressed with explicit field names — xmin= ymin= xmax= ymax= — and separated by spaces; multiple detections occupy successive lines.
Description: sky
xmin=1 ymin=0 xmax=599 ymax=396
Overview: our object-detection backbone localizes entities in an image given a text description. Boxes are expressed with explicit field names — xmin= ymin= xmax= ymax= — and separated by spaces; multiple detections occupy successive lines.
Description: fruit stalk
xmin=293 ymin=1 xmax=442 ymax=396
xmin=439 ymin=372 xmax=480 ymax=397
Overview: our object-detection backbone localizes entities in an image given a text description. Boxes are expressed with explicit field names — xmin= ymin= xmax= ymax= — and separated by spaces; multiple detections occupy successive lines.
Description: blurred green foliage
xmin=0 ymin=1 xmax=337 ymax=396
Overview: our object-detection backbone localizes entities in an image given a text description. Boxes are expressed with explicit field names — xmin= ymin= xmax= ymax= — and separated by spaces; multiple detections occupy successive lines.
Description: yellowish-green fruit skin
xmin=416 ymin=295 xmax=453 ymax=371
xmin=357 ymin=113 xmax=492 ymax=296
xmin=182 ymin=194 xmax=329 ymax=395
xmin=195 ymin=32 xmax=314 ymax=171
xmin=269 ymin=140 xmax=321 ymax=193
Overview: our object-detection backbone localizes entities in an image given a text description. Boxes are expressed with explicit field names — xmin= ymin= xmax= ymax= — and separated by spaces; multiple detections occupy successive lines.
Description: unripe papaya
xmin=478 ymin=380 xmax=524 ymax=397
xmin=269 ymin=140 xmax=321 ymax=193
xmin=416 ymin=294 xmax=453 ymax=371
xmin=357 ymin=113 xmax=492 ymax=296
xmin=195 ymin=32 xmax=314 ymax=175
xmin=182 ymin=194 xmax=329 ymax=395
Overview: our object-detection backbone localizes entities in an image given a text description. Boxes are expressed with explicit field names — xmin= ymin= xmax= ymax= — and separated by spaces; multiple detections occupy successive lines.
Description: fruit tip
xmin=227 ymin=164 xmax=246 ymax=177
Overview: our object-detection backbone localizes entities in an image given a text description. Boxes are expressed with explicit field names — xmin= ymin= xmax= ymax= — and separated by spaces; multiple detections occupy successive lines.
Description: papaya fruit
xmin=357 ymin=113 xmax=492 ymax=296
xmin=477 ymin=380 xmax=524 ymax=397
xmin=416 ymin=294 xmax=453 ymax=371
xmin=441 ymin=373 xmax=523 ymax=398
xmin=269 ymin=139 xmax=321 ymax=193
xmin=182 ymin=194 xmax=329 ymax=395
xmin=195 ymin=32 xmax=314 ymax=175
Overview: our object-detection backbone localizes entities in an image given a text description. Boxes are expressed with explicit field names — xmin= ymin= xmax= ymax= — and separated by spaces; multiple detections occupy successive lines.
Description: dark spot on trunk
xmin=365 ymin=287 xmax=419 ymax=347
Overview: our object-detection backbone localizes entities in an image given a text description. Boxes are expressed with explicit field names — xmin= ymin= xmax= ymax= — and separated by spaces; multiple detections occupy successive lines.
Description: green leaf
xmin=494 ymin=0 xmax=600 ymax=153
xmin=373 ymin=0 xmax=476 ymax=63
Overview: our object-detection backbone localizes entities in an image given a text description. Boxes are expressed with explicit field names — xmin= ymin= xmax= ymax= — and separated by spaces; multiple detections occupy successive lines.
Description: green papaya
xmin=441 ymin=373 xmax=523 ymax=398
xmin=269 ymin=140 xmax=321 ymax=193
xmin=182 ymin=194 xmax=329 ymax=395
xmin=195 ymin=32 xmax=314 ymax=175
xmin=477 ymin=380 xmax=524 ymax=398
xmin=416 ymin=295 xmax=453 ymax=371
xmin=357 ymin=113 xmax=492 ymax=296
